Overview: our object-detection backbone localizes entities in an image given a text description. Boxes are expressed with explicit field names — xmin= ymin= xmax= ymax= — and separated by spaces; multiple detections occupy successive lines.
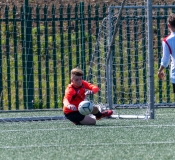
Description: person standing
xmin=158 ymin=13 xmax=175 ymax=93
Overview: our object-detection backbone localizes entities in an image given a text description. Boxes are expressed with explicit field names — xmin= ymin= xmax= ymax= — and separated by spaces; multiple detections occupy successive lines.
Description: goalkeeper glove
xmin=67 ymin=104 xmax=77 ymax=111
xmin=85 ymin=90 xmax=94 ymax=95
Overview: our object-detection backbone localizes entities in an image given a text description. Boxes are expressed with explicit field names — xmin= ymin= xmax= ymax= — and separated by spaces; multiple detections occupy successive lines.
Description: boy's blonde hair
xmin=71 ymin=68 xmax=84 ymax=79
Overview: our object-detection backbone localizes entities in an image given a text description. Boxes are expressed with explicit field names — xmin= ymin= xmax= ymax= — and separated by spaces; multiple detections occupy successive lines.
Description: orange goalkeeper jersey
xmin=63 ymin=80 xmax=99 ymax=114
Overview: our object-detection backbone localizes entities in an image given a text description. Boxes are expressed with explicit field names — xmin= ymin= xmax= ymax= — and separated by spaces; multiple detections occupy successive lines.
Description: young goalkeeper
xmin=158 ymin=13 xmax=175 ymax=92
xmin=63 ymin=68 xmax=113 ymax=125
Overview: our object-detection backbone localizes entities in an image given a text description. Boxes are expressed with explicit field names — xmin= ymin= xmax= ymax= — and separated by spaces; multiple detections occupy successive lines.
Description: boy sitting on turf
xmin=63 ymin=68 xmax=113 ymax=125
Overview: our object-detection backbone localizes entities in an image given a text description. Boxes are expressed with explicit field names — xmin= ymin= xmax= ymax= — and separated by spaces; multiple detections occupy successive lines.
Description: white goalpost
xmin=87 ymin=0 xmax=154 ymax=119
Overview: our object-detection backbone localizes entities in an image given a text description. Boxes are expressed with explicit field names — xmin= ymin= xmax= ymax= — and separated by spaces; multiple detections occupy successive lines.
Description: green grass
xmin=0 ymin=108 xmax=175 ymax=160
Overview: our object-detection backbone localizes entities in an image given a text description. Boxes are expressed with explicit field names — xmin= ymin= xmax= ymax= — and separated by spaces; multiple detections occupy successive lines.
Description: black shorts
xmin=173 ymin=83 xmax=175 ymax=93
xmin=64 ymin=111 xmax=85 ymax=125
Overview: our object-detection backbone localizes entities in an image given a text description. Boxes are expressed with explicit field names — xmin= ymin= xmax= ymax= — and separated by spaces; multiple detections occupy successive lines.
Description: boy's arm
xmin=158 ymin=65 xmax=165 ymax=80
xmin=83 ymin=80 xmax=99 ymax=94
xmin=63 ymin=97 xmax=70 ymax=107
xmin=63 ymin=88 xmax=77 ymax=110
xmin=161 ymin=40 xmax=170 ymax=67
xmin=158 ymin=41 xmax=170 ymax=80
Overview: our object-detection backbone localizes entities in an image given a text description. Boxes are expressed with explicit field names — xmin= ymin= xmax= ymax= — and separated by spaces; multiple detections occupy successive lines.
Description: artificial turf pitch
xmin=0 ymin=108 xmax=175 ymax=160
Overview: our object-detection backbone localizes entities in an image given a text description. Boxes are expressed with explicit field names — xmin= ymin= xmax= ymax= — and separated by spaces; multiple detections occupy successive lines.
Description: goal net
xmin=87 ymin=0 xmax=154 ymax=119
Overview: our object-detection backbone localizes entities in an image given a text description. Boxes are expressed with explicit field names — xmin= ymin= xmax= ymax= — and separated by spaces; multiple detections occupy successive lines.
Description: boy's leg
xmin=65 ymin=111 xmax=96 ymax=125
xmin=64 ymin=111 xmax=84 ymax=125
xmin=98 ymin=110 xmax=113 ymax=119
xmin=92 ymin=106 xmax=113 ymax=120
xmin=80 ymin=115 xmax=96 ymax=125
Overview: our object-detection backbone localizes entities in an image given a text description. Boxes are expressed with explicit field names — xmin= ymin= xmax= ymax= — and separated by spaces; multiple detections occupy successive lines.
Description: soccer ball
xmin=78 ymin=100 xmax=93 ymax=115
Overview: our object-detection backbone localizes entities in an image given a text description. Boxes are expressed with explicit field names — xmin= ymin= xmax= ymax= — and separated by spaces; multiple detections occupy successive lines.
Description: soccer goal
xmin=87 ymin=0 xmax=154 ymax=119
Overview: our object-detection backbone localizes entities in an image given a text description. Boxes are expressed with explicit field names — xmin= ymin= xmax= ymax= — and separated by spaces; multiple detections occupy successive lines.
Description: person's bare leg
xmin=80 ymin=115 xmax=96 ymax=125
xmin=91 ymin=106 xmax=100 ymax=114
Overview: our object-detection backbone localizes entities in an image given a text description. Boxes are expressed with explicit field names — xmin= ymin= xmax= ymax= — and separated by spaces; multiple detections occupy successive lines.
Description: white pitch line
xmin=1 ymin=141 xmax=175 ymax=149
xmin=1 ymin=124 xmax=175 ymax=133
